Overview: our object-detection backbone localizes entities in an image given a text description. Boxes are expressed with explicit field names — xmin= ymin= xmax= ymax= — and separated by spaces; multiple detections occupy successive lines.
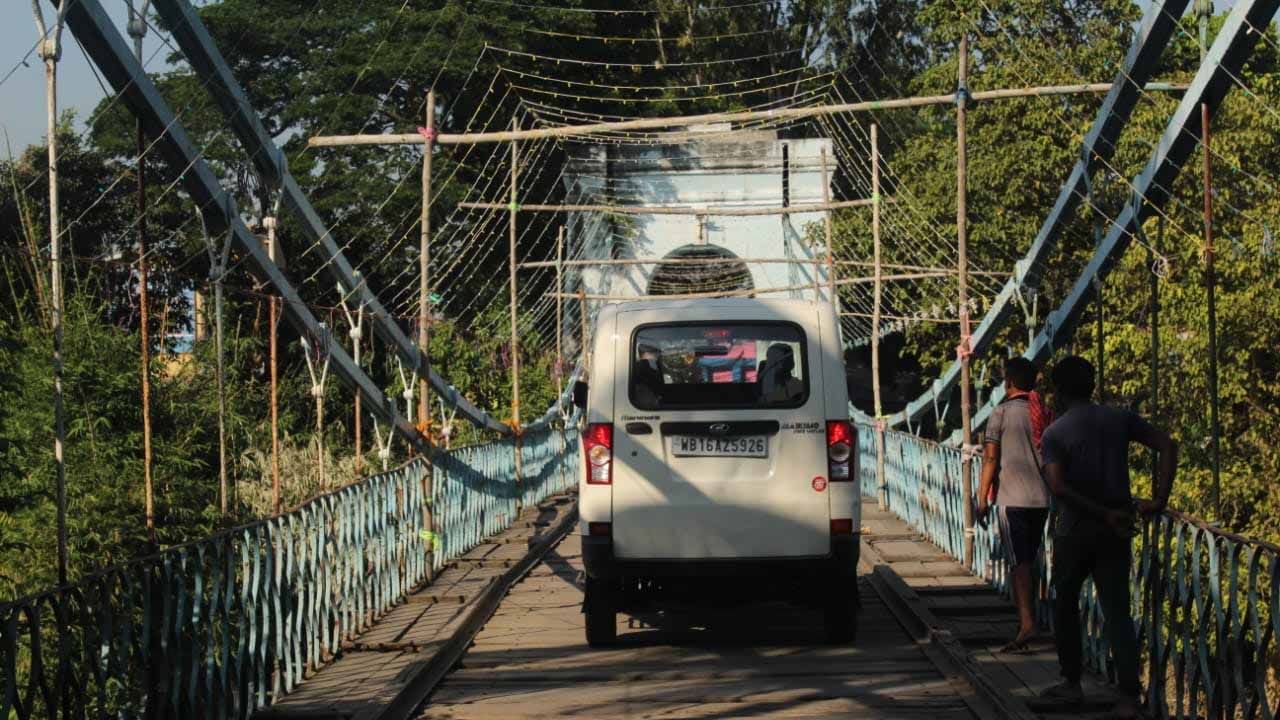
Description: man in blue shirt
xmin=1038 ymin=356 xmax=1177 ymax=719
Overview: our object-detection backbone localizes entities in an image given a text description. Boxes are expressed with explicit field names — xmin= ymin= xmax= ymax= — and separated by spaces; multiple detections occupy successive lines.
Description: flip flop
xmin=998 ymin=637 xmax=1031 ymax=653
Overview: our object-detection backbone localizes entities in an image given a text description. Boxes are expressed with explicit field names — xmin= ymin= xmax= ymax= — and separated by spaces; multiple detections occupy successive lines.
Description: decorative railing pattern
xmin=0 ymin=425 xmax=579 ymax=719
xmin=858 ymin=423 xmax=1279 ymax=718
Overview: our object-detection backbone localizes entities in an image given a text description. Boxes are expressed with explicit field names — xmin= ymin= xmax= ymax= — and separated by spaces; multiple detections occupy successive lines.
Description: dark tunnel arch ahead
xmin=647 ymin=244 xmax=754 ymax=297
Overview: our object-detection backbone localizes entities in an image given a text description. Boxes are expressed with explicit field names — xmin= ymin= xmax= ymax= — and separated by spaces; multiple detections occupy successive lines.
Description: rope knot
xmin=417 ymin=126 xmax=437 ymax=143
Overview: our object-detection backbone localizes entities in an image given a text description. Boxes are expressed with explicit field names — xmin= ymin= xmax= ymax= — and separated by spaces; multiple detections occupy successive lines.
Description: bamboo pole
xmin=523 ymin=257 xmax=1003 ymax=276
xmin=128 ymin=5 xmax=155 ymax=540
xmin=419 ymin=90 xmax=438 ymax=575
xmin=548 ymin=273 xmax=948 ymax=301
xmin=841 ymin=311 xmax=961 ymax=324
xmin=508 ymin=122 xmax=522 ymax=431
xmin=418 ymin=89 xmax=435 ymax=431
xmin=508 ymin=120 xmax=523 ymax=493
xmin=520 ymin=256 xmax=825 ymax=269
xmin=458 ymin=198 xmax=882 ymax=216
xmin=838 ymin=260 xmax=1005 ymax=276
xmin=820 ymin=147 xmax=836 ymax=307
xmin=215 ymin=259 xmax=229 ymax=517
xmin=554 ymin=227 xmax=567 ymax=489
xmin=35 ymin=3 xmax=69 ymax=584
xmin=555 ymin=227 xmax=564 ymax=403
xmin=578 ymin=289 xmax=589 ymax=375
xmin=352 ymin=306 xmax=363 ymax=477
xmin=193 ymin=291 xmax=206 ymax=341
xmin=956 ymin=34 xmax=976 ymax=570
xmin=871 ymin=123 xmax=888 ymax=509
xmin=266 ymin=221 xmax=280 ymax=515
xmin=309 ymin=82 xmax=1188 ymax=148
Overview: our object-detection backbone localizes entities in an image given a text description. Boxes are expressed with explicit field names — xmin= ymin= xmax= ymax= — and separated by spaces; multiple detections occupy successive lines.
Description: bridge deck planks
xmin=858 ymin=500 xmax=1126 ymax=719
xmin=415 ymin=533 xmax=981 ymax=719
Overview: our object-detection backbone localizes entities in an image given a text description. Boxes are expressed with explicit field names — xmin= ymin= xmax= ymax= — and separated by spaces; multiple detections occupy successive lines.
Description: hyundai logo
xmin=709 ymin=423 xmax=730 ymax=436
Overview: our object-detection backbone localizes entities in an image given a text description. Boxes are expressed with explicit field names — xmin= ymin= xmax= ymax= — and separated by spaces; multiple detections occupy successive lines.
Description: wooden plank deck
xmin=858 ymin=499 xmax=1127 ymax=719
xmin=261 ymin=492 xmax=1130 ymax=719
xmin=415 ymin=533 xmax=985 ymax=719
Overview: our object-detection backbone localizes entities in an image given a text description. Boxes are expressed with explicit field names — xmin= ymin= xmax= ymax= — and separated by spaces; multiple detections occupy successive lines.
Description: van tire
xmin=584 ymin=576 xmax=617 ymax=647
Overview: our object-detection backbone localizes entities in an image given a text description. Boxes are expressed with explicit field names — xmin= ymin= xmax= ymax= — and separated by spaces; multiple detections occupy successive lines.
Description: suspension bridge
xmin=4 ymin=0 xmax=1280 ymax=717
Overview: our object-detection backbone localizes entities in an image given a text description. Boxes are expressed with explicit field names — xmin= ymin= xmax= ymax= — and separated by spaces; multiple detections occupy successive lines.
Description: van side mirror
xmin=572 ymin=381 xmax=589 ymax=410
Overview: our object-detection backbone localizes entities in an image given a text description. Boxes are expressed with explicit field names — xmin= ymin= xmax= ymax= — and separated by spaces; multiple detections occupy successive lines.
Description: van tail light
xmin=583 ymin=423 xmax=614 ymax=485
xmin=827 ymin=420 xmax=853 ymax=481
xmin=830 ymin=518 xmax=854 ymax=535
xmin=588 ymin=522 xmax=612 ymax=537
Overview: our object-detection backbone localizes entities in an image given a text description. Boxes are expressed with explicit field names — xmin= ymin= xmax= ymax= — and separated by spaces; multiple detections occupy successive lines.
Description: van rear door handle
xmin=624 ymin=422 xmax=653 ymax=435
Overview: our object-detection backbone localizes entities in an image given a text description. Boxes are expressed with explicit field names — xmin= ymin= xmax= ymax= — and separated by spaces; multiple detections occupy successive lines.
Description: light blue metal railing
xmin=0 ymin=425 xmax=579 ymax=719
xmin=859 ymin=422 xmax=1279 ymax=718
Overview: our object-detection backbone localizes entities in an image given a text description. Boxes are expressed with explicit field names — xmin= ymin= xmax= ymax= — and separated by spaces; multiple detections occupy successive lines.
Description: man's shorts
xmin=997 ymin=506 xmax=1049 ymax=566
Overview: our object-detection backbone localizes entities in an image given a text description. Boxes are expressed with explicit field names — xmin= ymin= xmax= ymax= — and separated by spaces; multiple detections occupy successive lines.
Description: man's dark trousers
xmin=1052 ymin=524 xmax=1140 ymax=697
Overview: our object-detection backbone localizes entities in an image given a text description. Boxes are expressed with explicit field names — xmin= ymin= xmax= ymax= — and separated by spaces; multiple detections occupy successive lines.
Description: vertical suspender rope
xmin=1149 ymin=217 xmax=1163 ymax=488
xmin=33 ymin=0 xmax=70 ymax=584
xmin=955 ymin=33 xmax=977 ymax=569
xmin=301 ymin=326 xmax=332 ymax=492
xmin=338 ymin=283 xmax=365 ymax=476
xmin=1198 ymin=0 xmax=1222 ymax=520
xmin=871 ymin=123 xmax=888 ymax=509
xmin=1083 ymin=151 xmax=1105 ymax=401
xmin=199 ymin=204 xmax=233 ymax=520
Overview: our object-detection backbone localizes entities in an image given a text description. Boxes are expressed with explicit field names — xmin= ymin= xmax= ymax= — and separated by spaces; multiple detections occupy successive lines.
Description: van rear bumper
xmin=582 ymin=534 xmax=860 ymax=580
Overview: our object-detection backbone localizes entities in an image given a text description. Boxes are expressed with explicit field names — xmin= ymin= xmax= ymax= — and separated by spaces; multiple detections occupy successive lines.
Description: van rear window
xmin=629 ymin=323 xmax=809 ymax=410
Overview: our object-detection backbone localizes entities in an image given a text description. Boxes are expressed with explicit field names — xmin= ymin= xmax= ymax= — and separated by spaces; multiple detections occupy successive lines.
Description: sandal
xmin=998 ymin=628 xmax=1037 ymax=654
xmin=998 ymin=636 xmax=1032 ymax=653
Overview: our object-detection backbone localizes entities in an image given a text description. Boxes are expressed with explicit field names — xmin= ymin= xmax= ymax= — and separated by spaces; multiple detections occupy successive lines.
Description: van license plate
xmin=671 ymin=436 xmax=768 ymax=457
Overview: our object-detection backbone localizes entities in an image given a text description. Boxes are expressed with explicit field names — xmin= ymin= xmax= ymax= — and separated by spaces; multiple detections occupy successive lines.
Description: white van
xmin=571 ymin=298 xmax=860 ymax=646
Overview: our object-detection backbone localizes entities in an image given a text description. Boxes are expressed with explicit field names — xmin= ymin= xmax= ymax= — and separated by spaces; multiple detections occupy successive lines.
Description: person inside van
xmin=633 ymin=344 xmax=664 ymax=407
xmin=758 ymin=343 xmax=803 ymax=404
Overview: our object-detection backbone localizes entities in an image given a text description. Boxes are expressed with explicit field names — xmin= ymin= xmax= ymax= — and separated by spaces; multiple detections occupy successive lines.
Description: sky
xmin=1 ymin=2 xmax=175 ymax=156
xmin=0 ymin=0 xmax=1235 ymax=155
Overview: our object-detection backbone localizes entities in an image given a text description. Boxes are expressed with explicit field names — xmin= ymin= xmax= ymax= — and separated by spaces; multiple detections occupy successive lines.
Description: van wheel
xmin=584 ymin=575 xmax=617 ymax=647
xmin=823 ymin=582 xmax=858 ymax=644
